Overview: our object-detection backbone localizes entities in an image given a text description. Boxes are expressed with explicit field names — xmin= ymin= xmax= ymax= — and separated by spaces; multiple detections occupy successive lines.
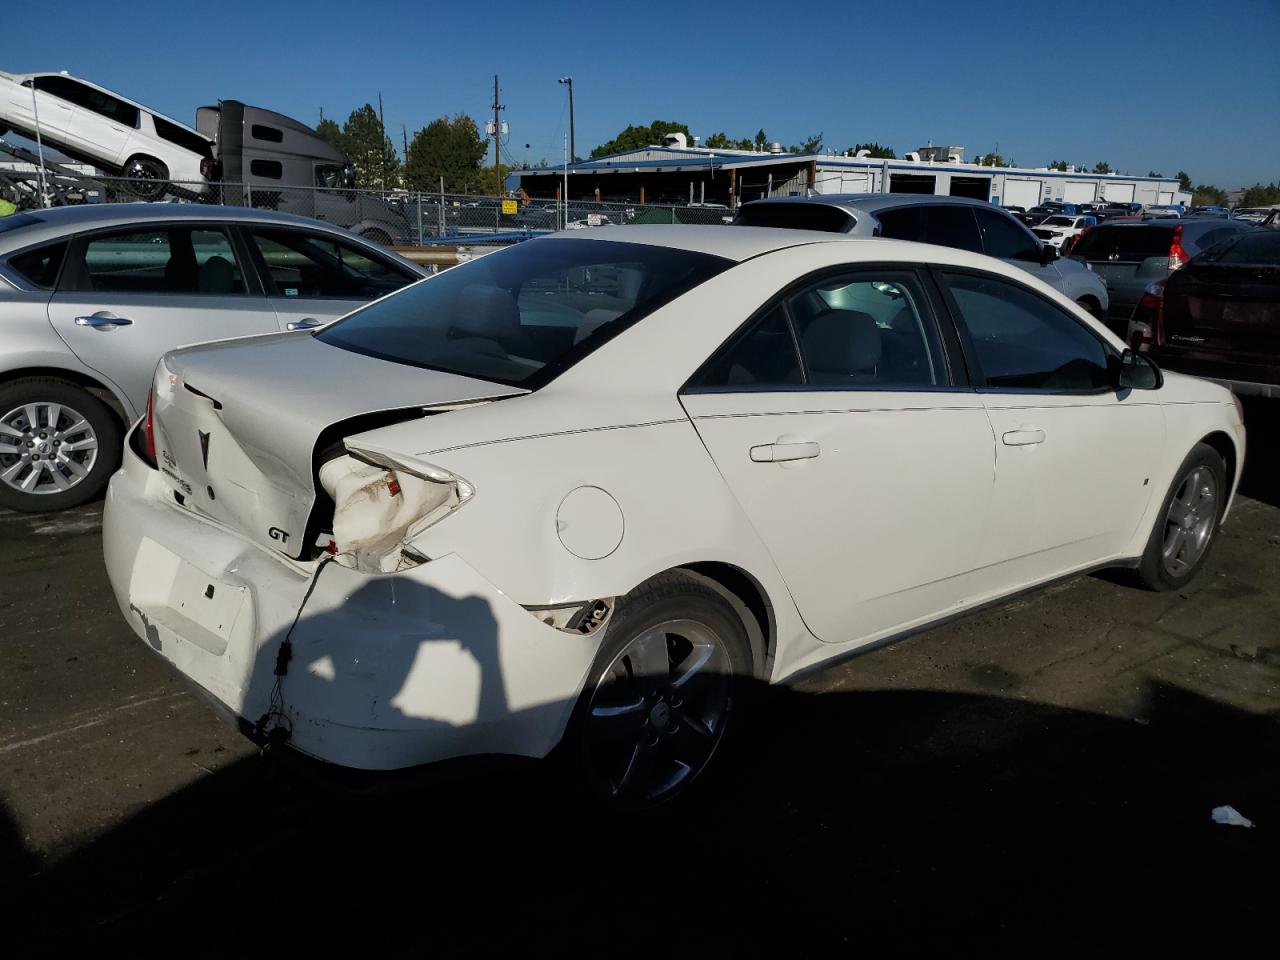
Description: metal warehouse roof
xmin=515 ymin=146 xmax=1177 ymax=183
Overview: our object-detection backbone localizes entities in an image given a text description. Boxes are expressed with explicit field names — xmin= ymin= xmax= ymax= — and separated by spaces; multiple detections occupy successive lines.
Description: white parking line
xmin=0 ymin=691 xmax=189 ymax=755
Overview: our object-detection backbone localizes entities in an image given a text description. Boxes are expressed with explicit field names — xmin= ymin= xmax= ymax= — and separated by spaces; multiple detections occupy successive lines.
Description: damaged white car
xmin=103 ymin=226 xmax=1245 ymax=805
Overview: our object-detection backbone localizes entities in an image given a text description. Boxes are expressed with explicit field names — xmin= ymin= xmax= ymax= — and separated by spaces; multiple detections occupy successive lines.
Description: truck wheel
xmin=0 ymin=378 xmax=122 ymax=513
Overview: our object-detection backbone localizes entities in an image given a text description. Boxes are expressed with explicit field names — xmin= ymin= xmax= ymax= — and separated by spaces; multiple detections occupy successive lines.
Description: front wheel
xmin=1137 ymin=442 xmax=1228 ymax=591
xmin=564 ymin=571 xmax=752 ymax=809
xmin=0 ymin=378 xmax=122 ymax=512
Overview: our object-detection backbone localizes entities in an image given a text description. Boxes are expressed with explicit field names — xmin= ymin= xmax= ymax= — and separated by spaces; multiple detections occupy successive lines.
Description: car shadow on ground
xmin=1238 ymin=397 xmax=1280 ymax=509
xmin=6 ymin=676 xmax=1277 ymax=955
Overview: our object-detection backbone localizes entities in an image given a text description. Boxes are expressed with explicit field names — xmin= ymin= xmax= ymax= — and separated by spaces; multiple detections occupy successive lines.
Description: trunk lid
xmin=1071 ymin=224 xmax=1176 ymax=314
xmin=1162 ymin=262 xmax=1280 ymax=362
xmin=151 ymin=332 xmax=523 ymax=559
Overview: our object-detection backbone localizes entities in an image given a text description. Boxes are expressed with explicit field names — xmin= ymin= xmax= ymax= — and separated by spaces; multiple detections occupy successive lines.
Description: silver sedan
xmin=0 ymin=203 xmax=426 ymax=512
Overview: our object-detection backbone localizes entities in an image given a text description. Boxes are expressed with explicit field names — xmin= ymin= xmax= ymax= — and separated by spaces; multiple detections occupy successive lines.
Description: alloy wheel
xmin=584 ymin=618 xmax=734 ymax=805
xmin=1161 ymin=465 xmax=1218 ymax=577
xmin=0 ymin=402 xmax=99 ymax=496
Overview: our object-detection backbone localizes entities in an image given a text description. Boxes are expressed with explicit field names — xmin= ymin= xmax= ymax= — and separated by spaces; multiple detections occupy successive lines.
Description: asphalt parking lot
xmin=3 ymin=401 xmax=1279 ymax=955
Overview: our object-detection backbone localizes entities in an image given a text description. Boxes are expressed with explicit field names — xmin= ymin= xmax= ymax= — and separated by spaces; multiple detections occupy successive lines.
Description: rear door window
xmin=75 ymin=227 xmax=246 ymax=294
xmin=875 ymin=207 xmax=926 ymax=243
xmin=923 ymin=206 xmax=982 ymax=253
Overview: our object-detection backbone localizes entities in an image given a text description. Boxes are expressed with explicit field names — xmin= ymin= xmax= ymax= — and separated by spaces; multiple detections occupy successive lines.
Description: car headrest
xmin=198 ymin=256 xmax=236 ymax=294
xmin=802 ymin=308 xmax=881 ymax=375
xmin=450 ymin=285 xmax=521 ymax=344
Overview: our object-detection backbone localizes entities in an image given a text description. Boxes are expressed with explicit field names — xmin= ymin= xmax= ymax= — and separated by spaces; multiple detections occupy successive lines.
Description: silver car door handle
xmin=74 ymin=313 xmax=132 ymax=329
xmin=750 ymin=441 xmax=820 ymax=463
xmin=1002 ymin=428 xmax=1046 ymax=446
xmin=286 ymin=318 xmax=321 ymax=331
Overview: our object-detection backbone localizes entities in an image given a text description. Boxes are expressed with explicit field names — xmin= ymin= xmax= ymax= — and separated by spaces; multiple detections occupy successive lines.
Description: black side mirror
xmin=1115 ymin=348 xmax=1163 ymax=391
xmin=1040 ymin=243 xmax=1059 ymax=265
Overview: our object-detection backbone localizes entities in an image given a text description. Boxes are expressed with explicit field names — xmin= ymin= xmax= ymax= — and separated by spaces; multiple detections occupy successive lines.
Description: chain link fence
xmin=0 ymin=169 xmax=735 ymax=246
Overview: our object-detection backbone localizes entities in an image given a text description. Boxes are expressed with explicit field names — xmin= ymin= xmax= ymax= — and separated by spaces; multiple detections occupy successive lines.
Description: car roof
xmin=0 ymin=203 xmax=369 ymax=251
xmin=740 ymin=193 xmax=1008 ymax=216
xmin=554 ymin=224 xmax=861 ymax=261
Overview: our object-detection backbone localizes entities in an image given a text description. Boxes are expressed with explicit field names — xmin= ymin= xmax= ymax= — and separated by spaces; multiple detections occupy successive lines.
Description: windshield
xmin=1043 ymin=216 xmax=1075 ymax=226
xmin=317 ymin=238 xmax=732 ymax=389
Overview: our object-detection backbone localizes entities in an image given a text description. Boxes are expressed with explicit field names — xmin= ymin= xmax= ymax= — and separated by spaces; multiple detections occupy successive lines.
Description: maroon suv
xmin=1129 ymin=230 xmax=1280 ymax=397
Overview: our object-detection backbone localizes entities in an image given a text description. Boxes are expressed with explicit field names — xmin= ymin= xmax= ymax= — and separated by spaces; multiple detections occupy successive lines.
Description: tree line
xmin=317 ymin=104 xmax=500 ymax=194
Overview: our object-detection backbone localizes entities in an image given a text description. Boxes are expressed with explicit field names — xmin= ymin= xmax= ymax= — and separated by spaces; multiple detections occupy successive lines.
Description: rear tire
xmin=1076 ymin=296 xmax=1103 ymax=320
xmin=122 ymin=155 xmax=169 ymax=200
xmin=1136 ymin=442 xmax=1227 ymax=591
xmin=561 ymin=571 xmax=753 ymax=810
xmin=360 ymin=227 xmax=393 ymax=247
xmin=0 ymin=378 xmax=122 ymax=513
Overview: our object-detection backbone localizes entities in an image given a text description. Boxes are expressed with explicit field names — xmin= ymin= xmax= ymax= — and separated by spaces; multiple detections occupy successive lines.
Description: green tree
xmin=1147 ymin=170 xmax=1164 ymax=178
xmin=704 ymin=132 xmax=732 ymax=149
xmin=403 ymin=114 xmax=488 ymax=193
xmin=975 ymin=152 xmax=1006 ymax=167
xmin=754 ymin=129 xmax=770 ymax=150
xmin=591 ymin=120 xmax=690 ymax=158
xmin=1048 ymin=160 xmax=1070 ymax=171
xmin=1176 ymin=170 xmax=1193 ymax=191
xmin=316 ymin=115 xmax=345 ymax=153
xmin=342 ymin=104 xmax=400 ymax=189
xmin=846 ymin=142 xmax=895 ymax=159
xmin=476 ymin=163 xmax=514 ymax=197
xmin=1092 ymin=161 xmax=1112 ymax=174
xmin=1240 ymin=182 xmax=1280 ymax=207
xmin=1192 ymin=183 xmax=1229 ymax=207
xmin=788 ymin=133 xmax=823 ymax=154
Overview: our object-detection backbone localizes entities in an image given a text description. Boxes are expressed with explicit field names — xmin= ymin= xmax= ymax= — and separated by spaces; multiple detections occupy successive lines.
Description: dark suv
xmin=1068 ymin=218 xmax=1255 ymax=332
xmin=1129 ymin=229 xmax=1280 ymax=397
xmin=735 ymin=194 xmax=1109 ymax=317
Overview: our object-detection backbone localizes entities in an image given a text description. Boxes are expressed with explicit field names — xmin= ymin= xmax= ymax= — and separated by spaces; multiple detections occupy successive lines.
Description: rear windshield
xmin=734 ymin=203 xmax=855 ymax=233
xmin=1071 ymin=224 xmax=1171 ymax=261
xmin=317 ymin=238 xmax=732 ymax=389
xmin=1199 ymin=231 xmax=1280 ymax=265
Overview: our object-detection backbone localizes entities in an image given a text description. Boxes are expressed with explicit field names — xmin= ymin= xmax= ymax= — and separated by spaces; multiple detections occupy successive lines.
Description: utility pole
xmin=402 ymin=124 xmax=409 ymax=161
xmin=559 ymin=76 xmax=575 ymax=161
xmin=492 ymin=74 xmax=503 ymax=190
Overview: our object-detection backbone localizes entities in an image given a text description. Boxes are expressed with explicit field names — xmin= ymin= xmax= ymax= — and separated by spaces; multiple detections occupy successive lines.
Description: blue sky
xmin=8 ymin=0 xmax=1279 ymax=187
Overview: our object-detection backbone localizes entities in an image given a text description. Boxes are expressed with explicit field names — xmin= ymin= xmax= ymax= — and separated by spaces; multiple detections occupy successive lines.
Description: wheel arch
xmin=674 ymin=562 xmax=776 ymax=681
xmin=1200 ymin=430 xmax=1238 ymax=494
xmin=0 ymin=366 xmax=132 ymax=425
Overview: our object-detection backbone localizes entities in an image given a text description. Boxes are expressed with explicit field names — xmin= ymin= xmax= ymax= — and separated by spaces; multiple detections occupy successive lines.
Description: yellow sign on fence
xmin=501 ymin=199 xmax=518 ymax=216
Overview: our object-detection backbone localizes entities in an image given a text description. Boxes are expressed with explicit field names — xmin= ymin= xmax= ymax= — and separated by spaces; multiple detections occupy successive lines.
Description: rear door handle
xmin=74 ymin=312 xmax=132 ymax=329
xmin=750 ymin=441 xmax=820 ymax=463
xmin=1002 ymin=428 xmax=1046 ymax=446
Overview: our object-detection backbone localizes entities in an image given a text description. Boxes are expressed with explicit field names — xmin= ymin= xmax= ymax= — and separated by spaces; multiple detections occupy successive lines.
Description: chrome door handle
xmin=750 ymin=441 xmax=820 ymax=463
xmin=74 ymin=312 xmax=132 ymax=328
xmin=1002 ymin=428 xmax=1046 ymax=446
xmin=286 ymin=318 xmax=321 ymax=331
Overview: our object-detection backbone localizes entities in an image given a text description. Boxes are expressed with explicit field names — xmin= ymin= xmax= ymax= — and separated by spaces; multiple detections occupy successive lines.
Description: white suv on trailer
xmin=0 ymin=70 xmax=212 ymax=192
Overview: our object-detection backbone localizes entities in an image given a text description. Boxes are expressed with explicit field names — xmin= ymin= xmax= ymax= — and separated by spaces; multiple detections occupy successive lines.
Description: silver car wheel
xmin=1161 ymin=465 xmax=1218 ymax=577
xmin=584 ymin=618 xmax=733 ymax=804
xmin=0 ymin=401 xmax=99 ymax=496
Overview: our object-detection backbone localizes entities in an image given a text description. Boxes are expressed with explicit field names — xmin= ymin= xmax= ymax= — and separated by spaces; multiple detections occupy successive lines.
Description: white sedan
xmin=1032 ymin=214 xmax=1096 ymax=249
xmin=102 ymin=226 xmax=1245 ymax=806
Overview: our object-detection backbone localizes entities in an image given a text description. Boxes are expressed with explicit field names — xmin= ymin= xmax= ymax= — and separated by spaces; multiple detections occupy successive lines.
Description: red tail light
xmin=1128 ymin=279 xmax=1165 ymax=351
xmin=1168 ymin=223 xmax=1189 ymax=271
xmin=143 ymin=386 xmax=157 ymax=465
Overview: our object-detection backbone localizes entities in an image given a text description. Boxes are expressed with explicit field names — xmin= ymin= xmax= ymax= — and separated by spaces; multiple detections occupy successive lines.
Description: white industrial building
xmin=516 ymin=135 xmax=1191 ymax=209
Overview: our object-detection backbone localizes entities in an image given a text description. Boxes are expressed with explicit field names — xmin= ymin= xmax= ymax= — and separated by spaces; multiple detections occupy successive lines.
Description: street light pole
xmin=558 ymin=76 xmax=574 ymax=162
